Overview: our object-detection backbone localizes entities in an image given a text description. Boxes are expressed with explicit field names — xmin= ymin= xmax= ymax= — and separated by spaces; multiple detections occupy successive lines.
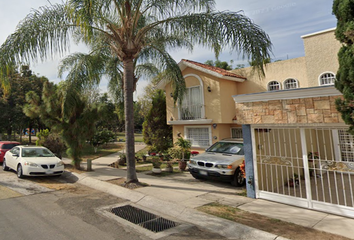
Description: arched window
xmin=319 ymin=72 xmax=335 ymax=85
xmin=267 ymin=81 xmax=281 ymax=91
xmin=283 ymin=78 xmax=299 ymax=90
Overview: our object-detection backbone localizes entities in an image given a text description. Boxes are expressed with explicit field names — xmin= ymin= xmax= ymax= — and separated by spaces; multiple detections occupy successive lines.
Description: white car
xmin=2 ymin=146 xmax=64 ymax=178
xmin=187 ymin=139 xmax=245 ymax=187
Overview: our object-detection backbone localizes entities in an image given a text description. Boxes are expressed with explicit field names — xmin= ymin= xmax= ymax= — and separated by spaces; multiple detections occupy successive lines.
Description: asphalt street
xmin=0 ymin=170 xmax=225 ymax=240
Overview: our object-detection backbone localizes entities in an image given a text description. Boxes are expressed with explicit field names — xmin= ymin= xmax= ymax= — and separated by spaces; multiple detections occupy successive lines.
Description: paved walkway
xmin=64 ymin=144 xmax=354 ymax=239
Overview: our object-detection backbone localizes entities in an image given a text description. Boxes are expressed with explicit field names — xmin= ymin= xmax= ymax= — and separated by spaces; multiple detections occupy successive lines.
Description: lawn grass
xmin=197 ymin=202 xmax=349 ymax=240
xmin=116 ymin=132 xmax=144 ymax=142
xmin=63 ymin=142 xmax=124 ymax=162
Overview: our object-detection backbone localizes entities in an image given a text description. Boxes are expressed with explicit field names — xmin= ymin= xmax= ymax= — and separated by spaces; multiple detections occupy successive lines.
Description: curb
xmin=71 ymin=172 xmax=288 ymax=240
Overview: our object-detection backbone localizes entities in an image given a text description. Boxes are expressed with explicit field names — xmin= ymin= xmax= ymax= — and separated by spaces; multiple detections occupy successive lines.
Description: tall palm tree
xmin=0 ymin=0 xmax=272 ymax=184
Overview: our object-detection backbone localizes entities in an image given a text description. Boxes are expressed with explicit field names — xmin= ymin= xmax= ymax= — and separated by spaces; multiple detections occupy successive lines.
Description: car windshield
xmin=21 ymin=148 xmax=55 ymax=158
xmin=206 ymin=142 xmax=244 ymax=155
xmin=1 ymin=143 xmax=19 ymax=150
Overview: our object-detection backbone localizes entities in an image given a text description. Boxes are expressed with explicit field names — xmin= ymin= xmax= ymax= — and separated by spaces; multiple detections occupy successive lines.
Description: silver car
xmin=187 ymin=139 xmax=245 ymax=186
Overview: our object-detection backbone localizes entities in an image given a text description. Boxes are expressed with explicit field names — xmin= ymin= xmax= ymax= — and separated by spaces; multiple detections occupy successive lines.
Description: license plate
xmin=199 ymin=170 xmax=208 ymax=176
xmin=46 ymin=170 xmax=54 ymax=174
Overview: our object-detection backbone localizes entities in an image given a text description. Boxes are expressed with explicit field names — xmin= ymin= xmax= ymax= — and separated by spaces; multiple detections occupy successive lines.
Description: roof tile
xmin=182 ymin=59 xmax=246 ymax=79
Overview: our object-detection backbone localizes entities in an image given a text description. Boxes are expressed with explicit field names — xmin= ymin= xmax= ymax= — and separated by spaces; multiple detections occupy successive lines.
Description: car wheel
xmin=2 ymin=159 xmax=9 ymax=171
xmin=17 ymin=164 xmax=24 ymax=178
xmin=232 ymin=168 xmax=245 ymax=187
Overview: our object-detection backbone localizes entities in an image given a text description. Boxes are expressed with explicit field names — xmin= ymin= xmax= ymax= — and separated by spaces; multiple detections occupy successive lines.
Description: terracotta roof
xmin=181 ymin=59 xmax=246 ymax=80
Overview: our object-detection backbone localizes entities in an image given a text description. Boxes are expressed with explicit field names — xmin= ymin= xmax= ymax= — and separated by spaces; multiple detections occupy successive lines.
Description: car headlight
xmin=215 ymin=164 xmax=233 ymax=169
xmin=189 ymin=160 xmax=196 ymax=165
xmin=57 ymin=161 xmax=64 ymax=167
xmin=24 ymin=161 xmax=38 ymax=167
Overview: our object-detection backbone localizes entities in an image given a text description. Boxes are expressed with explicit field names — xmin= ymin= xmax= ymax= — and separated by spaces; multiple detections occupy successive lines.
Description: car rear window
xmin=1 ymin=143 xmax=20 ymax=150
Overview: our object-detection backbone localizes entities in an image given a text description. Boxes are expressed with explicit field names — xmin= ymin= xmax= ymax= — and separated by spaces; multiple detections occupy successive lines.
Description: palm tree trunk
xmin=123 ymin=59 xmax=138 ymax=183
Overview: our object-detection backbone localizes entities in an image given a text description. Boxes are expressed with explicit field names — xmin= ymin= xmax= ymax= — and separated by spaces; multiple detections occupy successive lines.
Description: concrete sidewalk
xmin=64 ymin=144 xmax=354 ymax=239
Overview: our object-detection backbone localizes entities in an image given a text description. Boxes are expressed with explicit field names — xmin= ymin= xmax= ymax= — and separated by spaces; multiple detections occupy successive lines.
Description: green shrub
xmin=36 ymin=129 xmax=65 ymax=159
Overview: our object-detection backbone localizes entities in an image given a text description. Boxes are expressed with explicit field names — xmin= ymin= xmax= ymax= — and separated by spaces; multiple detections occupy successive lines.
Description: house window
xmin=283 ymin=78 xmax=298 ymax=90
xmin=338 ymin=130 xmax=354 ymax=162
xmin=231 ymin=128 xmax=243 ymax=139
xmin=319 ymin=72 xmax=335 ymax=85
xmin=181 ymin=86 xmax=202 ymax=120
xmin=186 ymin=127 xmax=210 ymax=147
xmin=267 ymin=81 xmax=281 ymax=91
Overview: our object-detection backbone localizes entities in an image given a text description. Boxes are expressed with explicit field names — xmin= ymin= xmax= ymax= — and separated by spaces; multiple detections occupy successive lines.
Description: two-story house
xmin=160 ymin=28 xmax=354 ymax=219
xmin=160 ymin=28 xmax=341 ymax=148
xmin=158 ymin=59 xmax=246 ymax=149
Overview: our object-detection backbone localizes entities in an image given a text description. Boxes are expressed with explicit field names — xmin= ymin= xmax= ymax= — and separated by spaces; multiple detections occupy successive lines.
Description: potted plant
xmin=163 ymin=154 xmax=174 ymax=173
xmin=165 ymin=161 xmax=174 ymax=173
xmin=175 ymin=137 xmax=191 ymax=171
xmin=118 ymin=153 xmax=126 ymax=166
xmin=136 ymin=152 xmax=147 ymax=162
xmin=151 ymin=157 xmax=162 ymax=174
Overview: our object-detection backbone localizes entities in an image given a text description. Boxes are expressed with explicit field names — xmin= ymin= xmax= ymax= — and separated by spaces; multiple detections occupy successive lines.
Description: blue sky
xmin=0 ymin=0 xmax=337 ymax=97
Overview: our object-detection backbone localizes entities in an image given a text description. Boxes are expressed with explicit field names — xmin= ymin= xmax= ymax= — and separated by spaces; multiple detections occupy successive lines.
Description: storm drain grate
xmin=110 ymin=205 xmax=178 ymax=233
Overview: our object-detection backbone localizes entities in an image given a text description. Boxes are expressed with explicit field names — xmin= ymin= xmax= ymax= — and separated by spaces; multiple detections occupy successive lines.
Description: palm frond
xmin=0 ymin=4 xmax=72 ymax=64
xmin=165 ymin=11 xmax=272 ymax=74
xmin=140 ymin=0 xmax=215 ymax=19
xmin=59 ymin=52 xmax=106 ymax=89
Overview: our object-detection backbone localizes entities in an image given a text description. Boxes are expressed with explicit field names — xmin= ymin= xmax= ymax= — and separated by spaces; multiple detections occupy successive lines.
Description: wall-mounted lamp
xmin=207 ymin=86 xmax=211 ymax=92
xmin=170 ymin=92 xmax=173 ymax=98
xmin=213 ymin=136 xmax=217 ymax=140
xmin=212 ymin=123 xmax=217 ymax=129
xmin=177 ymin=132 xmax=181 ymax=137
xmin=170 ymin=117 xmax=173 ymax=121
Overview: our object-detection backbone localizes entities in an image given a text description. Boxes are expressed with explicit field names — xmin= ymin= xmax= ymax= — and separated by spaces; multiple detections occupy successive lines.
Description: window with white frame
xmin=338 ymin=130 xmax=354 ymax=162
xmin=319 ymin=72 xmax=336 ymax=86
xmin=186 ymin=127 xmax=210 ymax=147
xmin=231 ymin=128 xmax=243 ymax=139
xmin=267 ymin=81 xmax=281 ymax=91
xmin=283 ymin=78 xmax=299 ymax=90
xmin=181 ymin=86 xmax=202 ymax=120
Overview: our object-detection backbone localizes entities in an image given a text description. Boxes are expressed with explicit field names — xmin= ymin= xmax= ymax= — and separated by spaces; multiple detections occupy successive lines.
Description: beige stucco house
xmin=160 ymin=28 xmax=354 ymax=219
xmin=160 ymin=27 xmax=342 ymax=149
xmin=158 ymin=59 xmax=246 ymax=149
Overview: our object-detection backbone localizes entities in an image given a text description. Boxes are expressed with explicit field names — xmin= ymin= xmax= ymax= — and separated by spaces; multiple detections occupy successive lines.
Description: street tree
xmin=0 ymin=65 xmax=46 ymax=142
xmin=333 ymin=0 xmax=354 ymax=134
xmin=142 ymin=89 xmax=172 ymax=152
xmin=204 ymin=59 xmax=233 ymax=70
xmin=137 ymin=80 xmax=159 ymax=118
xmin=0 ymin=0 xmax=272 ymax=184
xmin=24 ymin=82 xmax=102 ymax=169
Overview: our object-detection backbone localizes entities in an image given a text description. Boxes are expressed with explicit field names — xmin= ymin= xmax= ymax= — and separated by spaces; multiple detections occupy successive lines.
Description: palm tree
xmin=0 ymin=0 xmax=272 ymax=184
xmin=175 ymin=137 xmax=192 ymax=162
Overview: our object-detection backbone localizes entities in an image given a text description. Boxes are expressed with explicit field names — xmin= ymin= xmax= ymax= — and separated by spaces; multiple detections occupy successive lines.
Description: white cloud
xmin=0 ymin=0 xmax=337 ymax=99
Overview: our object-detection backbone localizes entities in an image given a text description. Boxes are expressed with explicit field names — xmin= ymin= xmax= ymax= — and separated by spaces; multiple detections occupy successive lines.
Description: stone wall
xmin=235 ymin=96 xmax=344 ymax=125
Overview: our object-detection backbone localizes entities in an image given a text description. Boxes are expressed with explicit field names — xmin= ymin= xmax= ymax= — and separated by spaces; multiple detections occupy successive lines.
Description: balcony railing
xmin=180 ymin=104 xmax=203 ymax=120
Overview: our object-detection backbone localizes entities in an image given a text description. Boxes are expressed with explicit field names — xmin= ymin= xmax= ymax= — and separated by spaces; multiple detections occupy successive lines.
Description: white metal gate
xmin=253 ymin=125 xmax=354 ymax=218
